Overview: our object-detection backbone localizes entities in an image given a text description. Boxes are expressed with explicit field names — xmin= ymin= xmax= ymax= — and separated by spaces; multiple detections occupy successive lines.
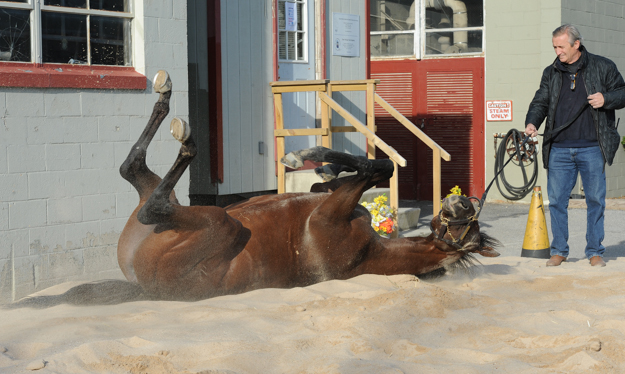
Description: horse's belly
xmin=117 ymin=215 xmax=155 ymax=283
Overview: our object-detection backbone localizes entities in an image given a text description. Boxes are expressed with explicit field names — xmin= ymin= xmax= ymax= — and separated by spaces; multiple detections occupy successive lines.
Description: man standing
xmin=525 ymin=24 xmax=625 ymax=267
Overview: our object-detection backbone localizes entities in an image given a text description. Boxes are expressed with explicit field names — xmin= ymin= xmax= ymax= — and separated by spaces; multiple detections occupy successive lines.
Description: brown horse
xmin=7 ymin=71 xmax=499 ymax=308
xmin=113 ymin=71 xmax=500 ymax=301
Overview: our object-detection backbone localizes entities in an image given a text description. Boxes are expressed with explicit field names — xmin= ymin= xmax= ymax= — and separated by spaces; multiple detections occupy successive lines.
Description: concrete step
xmin=398 ymin=226 xmax=431 ymax=238
xmin=285 ymin=171 xmax=422 ymax=231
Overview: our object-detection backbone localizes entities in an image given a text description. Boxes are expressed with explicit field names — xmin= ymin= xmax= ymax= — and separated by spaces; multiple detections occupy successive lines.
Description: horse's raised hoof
xmin=153 ymin=70 xmax=172 ymax=93
xmin=170 ymin=117 xmax=191 ymax=143
xmin=281 ymin=152 xmax=304 ymax=169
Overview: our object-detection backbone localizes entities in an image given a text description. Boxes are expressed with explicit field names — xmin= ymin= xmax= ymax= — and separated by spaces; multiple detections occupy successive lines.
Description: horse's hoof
xmin=314 ymin=165 xmax=338 ymax=182
xmin=280 ymin=152 xmax=304 ymax=169
xmin=170 ymin=117 xmax=191 ymax=143
xmin=153 ymin=70 xmax=172 ymax=93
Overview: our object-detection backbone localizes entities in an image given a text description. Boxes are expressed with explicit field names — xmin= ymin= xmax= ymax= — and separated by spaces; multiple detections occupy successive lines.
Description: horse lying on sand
xmin=7 ymin=71 xmax=499 ymax=308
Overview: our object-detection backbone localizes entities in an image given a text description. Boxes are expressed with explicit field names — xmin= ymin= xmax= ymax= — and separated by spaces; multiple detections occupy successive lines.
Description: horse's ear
xmin=476 ymin=246 xmax=500 ymax=257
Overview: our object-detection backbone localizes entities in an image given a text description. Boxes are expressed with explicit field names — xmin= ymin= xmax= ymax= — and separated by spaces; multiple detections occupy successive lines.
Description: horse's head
xmin=430 ymin=194 xmax=500 ymax=259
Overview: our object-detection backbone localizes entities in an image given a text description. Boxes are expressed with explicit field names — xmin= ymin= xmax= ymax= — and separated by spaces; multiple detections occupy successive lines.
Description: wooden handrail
xmin=271 ymin=79 xmax=450 ymax=218
xmin=374 ymin=94 xmax=450 ymax=161
xmin=374 ymin=93 xmax=450 ymax=213
xmin=318 ymin=92 xmax=406 ymax=167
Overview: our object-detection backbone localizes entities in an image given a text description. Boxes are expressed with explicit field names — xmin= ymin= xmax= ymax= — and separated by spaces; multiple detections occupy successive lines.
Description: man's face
xmin=552 ymin=33 xmax=581 ymax=64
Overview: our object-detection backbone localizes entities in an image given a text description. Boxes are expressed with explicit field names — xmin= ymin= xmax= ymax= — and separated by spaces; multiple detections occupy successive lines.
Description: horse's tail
xmin=2 ymin=280 xmax=152 ymax=309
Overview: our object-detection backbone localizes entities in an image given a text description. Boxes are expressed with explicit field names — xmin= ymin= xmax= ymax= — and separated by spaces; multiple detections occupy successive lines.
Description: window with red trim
xmin=0 ymin=0 xmax=145 ymax=89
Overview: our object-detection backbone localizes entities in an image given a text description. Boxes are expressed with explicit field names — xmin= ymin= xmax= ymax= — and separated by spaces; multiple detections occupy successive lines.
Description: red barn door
xmin=371 ymin=57 xmax=484 ymax=200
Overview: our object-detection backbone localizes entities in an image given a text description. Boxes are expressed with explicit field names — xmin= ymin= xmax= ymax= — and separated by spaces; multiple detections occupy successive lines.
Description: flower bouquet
xmin=361 ymin=194 xmax=396 ymax=238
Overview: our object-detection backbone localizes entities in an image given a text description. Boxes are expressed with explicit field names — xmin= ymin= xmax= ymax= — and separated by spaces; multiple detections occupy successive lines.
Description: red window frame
xmin=0 ymin=62 xmax=146 ymax=90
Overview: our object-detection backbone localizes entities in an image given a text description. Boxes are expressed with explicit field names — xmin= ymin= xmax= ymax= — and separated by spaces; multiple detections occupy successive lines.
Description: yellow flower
xmin=374 ymin=194 xmax=388 ymax=205
xmin=444 ymin=185 xmax=465 ymax=200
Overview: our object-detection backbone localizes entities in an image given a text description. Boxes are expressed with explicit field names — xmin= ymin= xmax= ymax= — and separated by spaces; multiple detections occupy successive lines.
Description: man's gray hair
xmin=553 ymin=24 xmax=583 ymax=46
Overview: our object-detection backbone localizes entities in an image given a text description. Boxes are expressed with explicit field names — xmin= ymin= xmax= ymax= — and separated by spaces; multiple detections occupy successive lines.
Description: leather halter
xmin=431 ymin=196 xmax=483 ymax=250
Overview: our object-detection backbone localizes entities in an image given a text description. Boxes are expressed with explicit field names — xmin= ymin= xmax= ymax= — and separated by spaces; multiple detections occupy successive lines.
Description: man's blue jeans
xmin=547 ymin=146 xmax=606 ymax=259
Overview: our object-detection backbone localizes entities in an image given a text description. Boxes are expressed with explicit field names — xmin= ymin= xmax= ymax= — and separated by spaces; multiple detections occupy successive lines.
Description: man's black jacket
xmin=525 ymin=45 xmax=625 ymax=168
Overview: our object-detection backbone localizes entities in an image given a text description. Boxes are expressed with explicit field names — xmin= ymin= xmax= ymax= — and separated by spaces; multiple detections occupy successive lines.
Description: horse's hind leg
xmin=137 ymin=118 xmax=196 ymax=225
xmin=281 ymin=146 xmax=393 ymax=190
xmin=119 ymin=70 xmax=173 ymax=199
xmin=282 ymin=147 xmax=393 ymax=229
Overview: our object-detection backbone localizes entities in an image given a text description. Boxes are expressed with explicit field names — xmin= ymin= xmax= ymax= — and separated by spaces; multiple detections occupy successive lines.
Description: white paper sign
xmin=486 ymin=100 xmax=513 ymax=121
xmin=285 ymin=2 xmax=297 ymax=32
xmin=332 ymin=13 xmax=360 ymax=57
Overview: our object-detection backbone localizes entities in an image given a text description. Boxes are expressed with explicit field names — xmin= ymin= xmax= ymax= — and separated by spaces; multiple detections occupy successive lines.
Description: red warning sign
xmin=486 ymin=100 xmax=513 ymax=121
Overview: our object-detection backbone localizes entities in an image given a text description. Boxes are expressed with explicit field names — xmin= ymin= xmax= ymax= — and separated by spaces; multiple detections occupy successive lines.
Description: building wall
xmin=0 ymin=0 xmax=190 ymax=303
xmin=486 ymin=0 xmax=625 ymax=203
xmin=326 ymin=0 xmax=368 ymax=156
xmin=218 ymin=0 xmax=276 ymax=195
xmin=562 ymin=0 xmax=625 ymax=197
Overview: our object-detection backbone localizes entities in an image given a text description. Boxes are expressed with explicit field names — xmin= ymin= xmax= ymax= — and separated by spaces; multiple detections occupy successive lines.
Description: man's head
xmin=552 ymin=24 xmax=583 ymax=64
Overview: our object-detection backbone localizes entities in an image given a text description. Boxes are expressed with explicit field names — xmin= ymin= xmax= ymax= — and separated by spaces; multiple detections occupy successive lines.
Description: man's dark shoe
xmin=590 ymin=256 xmax=606 ymax=267
xmin=546 ymin=255 xmax=566 ymax=266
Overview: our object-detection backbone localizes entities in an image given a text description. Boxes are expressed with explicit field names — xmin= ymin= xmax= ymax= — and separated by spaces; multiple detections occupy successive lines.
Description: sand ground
xmin=2 ymin=200 xmax=624 ymax=373
xmin=2 ymin=255 xmax=625 ymax=374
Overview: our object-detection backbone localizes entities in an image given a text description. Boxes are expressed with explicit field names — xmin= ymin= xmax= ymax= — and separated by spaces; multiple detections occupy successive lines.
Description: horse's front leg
xmin=137 ymin=118 xmax=196 ymax=225
xmin=120 ymin=70 xmax=172 ymax=199
xmin=281 ymin=146 xmax=394 ymax=194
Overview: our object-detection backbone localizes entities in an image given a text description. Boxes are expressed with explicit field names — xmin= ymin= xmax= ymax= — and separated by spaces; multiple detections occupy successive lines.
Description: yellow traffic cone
xmin=521 ymin=186 xmax=551 ymax=258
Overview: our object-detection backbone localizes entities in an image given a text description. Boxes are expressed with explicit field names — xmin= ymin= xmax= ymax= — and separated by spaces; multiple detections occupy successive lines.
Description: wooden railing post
xmin=366 ymin=81 xmax=376 ymax=160
xmin=273 ymin=92 xmax=286 ymax=194
xmin=390 ymin=161 xmax=399 ymax=238
xmin=433 ymin=148 xmax=442 ymax=216
xmin=321 ymin=83 xmax=332 ymax=149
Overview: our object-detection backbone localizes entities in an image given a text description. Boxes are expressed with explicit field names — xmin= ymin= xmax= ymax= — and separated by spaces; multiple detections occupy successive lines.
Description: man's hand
xmin=525 ymin=123 xmax=538 ymax=137
xmin=588 ymin=92 xmax=605 ymax=108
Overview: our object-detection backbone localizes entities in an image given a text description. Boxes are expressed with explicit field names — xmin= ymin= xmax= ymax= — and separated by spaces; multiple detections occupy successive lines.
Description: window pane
xmin=296 ymin=32 xmax=304 ymax=60
xmin=287 ymin=31 xmax=295 ymax=60
xmin=44 ymin=0 xmax=87 ymax=9
xmin=296 ymin=2 xmax=303 ymax=31
xmin=42 ymin=12 xmax=87 ymax=64
xmin=90 ymin=0 xmax=129 ymax=12
xmin=278 ymin=2 xmax=286 ymax=29
xmin=370 ymin=0 xmax=415 ymax=32
xmin=370 ymin=33 xmax=414 ymax=57
xmin=91 ymin=16 xmax=130 ymax=65
xmin=425 ymin=0 xmax=483 ymax=29
xmin=425 ymin=29 xmax=482 ymax=55
xmin=278 ymin=31 xmax=286 ymax=59
xmin=278 ymin=0 xmax=306 ymax=61
xmin=0 ymin=8 xmax=31 ymax=62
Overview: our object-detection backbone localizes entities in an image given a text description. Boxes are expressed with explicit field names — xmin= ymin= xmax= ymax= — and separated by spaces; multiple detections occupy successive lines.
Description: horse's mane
xmin=2 ymin=280 xmax=152 ymax=309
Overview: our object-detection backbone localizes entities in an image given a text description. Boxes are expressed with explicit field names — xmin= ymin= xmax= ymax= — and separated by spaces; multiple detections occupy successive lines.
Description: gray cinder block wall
xmin=0 ymin=1 xmax=190 ymax=303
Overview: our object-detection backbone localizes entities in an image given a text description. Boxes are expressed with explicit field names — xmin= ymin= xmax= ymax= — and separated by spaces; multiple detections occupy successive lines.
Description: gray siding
xmin=0 ymin=0 xmax=190 ymax=303
xmin=326 ymin=0 xmax=368 ymax=156
xmin=219 ymin=0 xmax=276 ymax=195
